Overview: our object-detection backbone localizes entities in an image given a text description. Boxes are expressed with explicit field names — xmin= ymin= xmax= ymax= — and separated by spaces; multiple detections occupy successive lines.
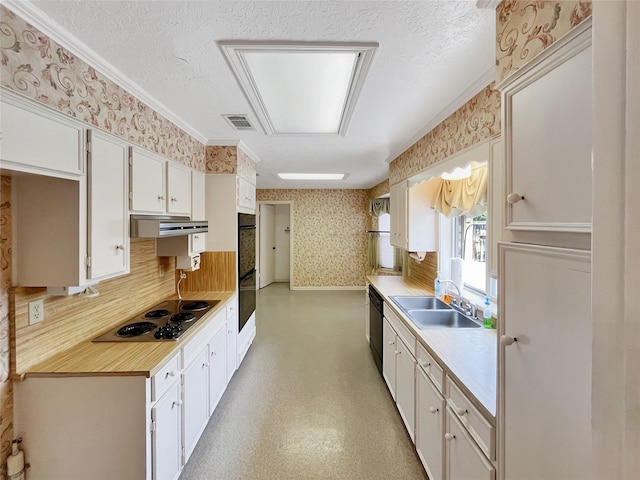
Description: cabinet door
xmin=406 ymin=181 xmax=437 ymax=252
xmin=237 ymin=177 xmax=256 ymax=210
xmin=182 ymin=346 xmax=210 ymax=461
xmin=446 ymin=409 xmax=495 ymax=480
xmin=382 ymin=319 xmax=397 ymax=400
xmin=395 ymin=336 xmax=416 ymax=442
xmin=390 ymin=181 xmax=407 ymax=249
xmin=226 ymin=302 xmax=238 ymax=382
xmin=167 ymin=162 xmax=191 ymax=215
xmin=416 ymin=367 xmax=445 ymax=480
xmin=152 ymin=382 xmax=182 ymax=480
xmin=499 ymin=243 xmax=591 ymax=480
xmin=501 ymin=26 xmax=591 ymax=233
xmin=130 ymin=147 xmax=166 ymax=213
xmin=208 ymin=326 xmax=227 ymax=414
xmin=190 ymin=233 xmax=205 ymax=254
xmin=87 ymin=130 xmax=129 ymax=281
xmin=191 ymin=170 xmax=206 ymax=220
xmin=1 ymin=91 xmax=84 ymax=177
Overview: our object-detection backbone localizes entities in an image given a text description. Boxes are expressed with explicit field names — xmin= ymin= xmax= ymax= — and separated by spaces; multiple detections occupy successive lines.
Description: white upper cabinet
xmin=167 ymin=162 xmax=191 ymax=215
xmin=0 ymin=89 xmax=84 ymax=178
xmin=87 ymin=130 xmax=129 ymax=281
xmin=498 ymin=21 xmax=592 ymax=234
xmin=391 ymin=180 xmax=437 ymax=251
xmin=237 ymin=176 xmax=256 ymax=212
xmin=130 ymin=147 xmax=166 ymax=214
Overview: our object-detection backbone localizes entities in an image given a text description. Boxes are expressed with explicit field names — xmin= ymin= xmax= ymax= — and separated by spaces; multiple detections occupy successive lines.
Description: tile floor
xmin=179 ymin=283 xmax=427 ymax=480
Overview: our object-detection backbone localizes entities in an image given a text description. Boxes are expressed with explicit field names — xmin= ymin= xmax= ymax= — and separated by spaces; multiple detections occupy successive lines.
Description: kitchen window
xmin=453 ymin=213 xmax=487 ymax=294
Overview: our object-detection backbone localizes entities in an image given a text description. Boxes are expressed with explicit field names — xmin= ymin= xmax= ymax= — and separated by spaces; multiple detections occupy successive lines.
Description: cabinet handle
xmin=171 ymin=197 xmax=177 ymax=203
xmin=456 ymin=407 xmax=468 ymax=416
xmin=172 ymin=400 xmax=183 ymax=409
xmin=429 ymin=407 xmax=439 ymax=414
xmin=388 ymin=341 xmax=395 ymax=346
xmin=194 ymin=235 xmax=199 ymax=240
xmin=211 ymin=351 xmax=216 ymax=357
xmin=157 ymin=195 xmax=165 ymax=201
xmin=500 ymin=335 xmax=517 ymax=346
xmin=419 ymin=360 xmax=430 ymax=368
xmin=395 ymin=350 xmax=401 ymax=356
xmin=116 ymin=244 xmax=125 ymax=251
xmin=444 ymin=433 xmax=455 ymax=441
xmin=202 ymin=362 xmax=209 ymax=368
xmin=228 ymin=330 xmax=233 ymax=334
xmin=507 ymin=193 xmax=525 ymax=204
xmin=165 ymin=370 xmax=176 ymax=378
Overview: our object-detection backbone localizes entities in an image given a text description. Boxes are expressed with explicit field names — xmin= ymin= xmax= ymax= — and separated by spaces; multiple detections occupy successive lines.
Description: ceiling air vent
xmin=223 ymin=114 xmax=254 ymax=130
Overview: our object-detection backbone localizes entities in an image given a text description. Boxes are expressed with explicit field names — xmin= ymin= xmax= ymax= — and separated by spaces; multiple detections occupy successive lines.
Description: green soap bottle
xmin=483 ymin=296 xmax=492 ymax=329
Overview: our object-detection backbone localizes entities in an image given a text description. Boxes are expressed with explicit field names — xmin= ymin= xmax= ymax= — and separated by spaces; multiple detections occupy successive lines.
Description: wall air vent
xmin=223 ymin=114 xmax=254 ymax=130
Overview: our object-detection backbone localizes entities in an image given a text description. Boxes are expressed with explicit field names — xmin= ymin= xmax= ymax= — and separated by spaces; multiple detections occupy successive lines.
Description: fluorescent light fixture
xmin=220 ymin=42 xmax=378 ymax=136
xmin=277 ymin=173 xmax=347 ymax=180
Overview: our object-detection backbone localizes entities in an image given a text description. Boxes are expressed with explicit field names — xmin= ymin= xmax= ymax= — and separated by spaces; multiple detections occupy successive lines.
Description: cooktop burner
xmin=93 ymin=299 xmax=220 ymax=343
xmin=117 ymin=322 xmax=156 ymax=337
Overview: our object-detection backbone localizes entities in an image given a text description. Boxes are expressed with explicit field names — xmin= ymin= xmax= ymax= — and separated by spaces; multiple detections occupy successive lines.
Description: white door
xmin=259 ymin=204 xmax=276 ymax=288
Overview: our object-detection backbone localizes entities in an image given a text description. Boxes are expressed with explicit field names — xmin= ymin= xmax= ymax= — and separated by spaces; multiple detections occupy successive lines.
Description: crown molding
xmin=386 ymin=65 xmax=497 ymax=163
xmin=206 ymin=140 xmax=241 ymax=147
xmin=2 ymin=0 xmax=208 ymax=145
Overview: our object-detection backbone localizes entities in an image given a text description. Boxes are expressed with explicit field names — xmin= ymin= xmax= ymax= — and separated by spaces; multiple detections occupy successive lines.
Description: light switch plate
xmin=29 ymin=299 xmax=45 ymax=325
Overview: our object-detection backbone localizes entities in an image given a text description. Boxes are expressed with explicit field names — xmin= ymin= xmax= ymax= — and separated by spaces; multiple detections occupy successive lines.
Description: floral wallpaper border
xmin=389 ymin=84 xmax=501 ymax=184
xmin=205 ymin=145 xmax=256 ymax=184
xmin=0 ymin=177 xmax=12 ymax=475
xmin=496 ymin=0 xmax=592 ymax=82
xmin=0 ymin=5 xmax=206 ymax=171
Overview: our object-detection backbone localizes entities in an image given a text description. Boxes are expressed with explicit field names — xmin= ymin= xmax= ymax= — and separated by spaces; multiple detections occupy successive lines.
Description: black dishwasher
xmin=369 ymin=286 xmax=384 ymax=374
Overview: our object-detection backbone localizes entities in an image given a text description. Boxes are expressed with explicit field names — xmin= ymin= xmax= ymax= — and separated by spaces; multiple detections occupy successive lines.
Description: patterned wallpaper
xmin=389 ymin=85 xmax=501 ymax=184
xmin=205 ymin=146 xmax=237 ymax=174
xmin=0 ymin=177 xmax=13 ymax=472
xmin=205 ymin=145 xmax=256 ymax=184
xmin=256 ymin=189 xmax=369 ymax=287
xmin=496 ymin=0 xmax=592 ymax=83
xmin=0 ymin=5 xmax=206 ymax=171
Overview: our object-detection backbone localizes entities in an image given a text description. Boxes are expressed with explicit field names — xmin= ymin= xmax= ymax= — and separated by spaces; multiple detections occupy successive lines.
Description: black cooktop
xmin=92 ymin=299 xmax=220 ymax=342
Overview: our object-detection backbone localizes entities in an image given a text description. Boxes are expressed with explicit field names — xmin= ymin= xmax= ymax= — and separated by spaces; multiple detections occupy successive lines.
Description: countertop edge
xmin=367 ymin=275 xmax=497 ymax=420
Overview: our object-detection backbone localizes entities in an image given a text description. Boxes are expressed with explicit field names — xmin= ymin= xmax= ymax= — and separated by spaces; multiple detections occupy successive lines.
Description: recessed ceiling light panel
xmin=220 ymin=42 xmax=378 ymax=136
xmin=277 ymin=173 xmax=348 ymax=180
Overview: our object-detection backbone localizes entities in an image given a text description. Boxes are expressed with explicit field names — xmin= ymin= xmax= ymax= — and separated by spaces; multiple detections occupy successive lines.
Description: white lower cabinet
xmin=395 ymin=336 xmax=416 ymax=442
xmin=13 ymin=296 xmax=249 ymax=480
xmin=446 ymin=408 xmax=496 ymax=480
xmin=208 ymin=324 xmax=228 ymax=414
xmin=182 ymin=345 xmax=210 ymax=462
xmin=382 ymin=318 xmax=397 ymax=400
xmin=226 ymin=301 xmax=238 ymax=382
xmin=416 ymin=367 xmax=445 ymax=480
xmin=152 ymin=382 xmax=183 ymax=480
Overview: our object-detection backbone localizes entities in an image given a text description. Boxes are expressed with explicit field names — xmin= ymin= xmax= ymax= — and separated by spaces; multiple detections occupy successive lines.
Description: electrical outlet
xmin=29 ymin=299 xmax=45 ymax=325
xmin=158 ymin=265 xmax=165 ymax=277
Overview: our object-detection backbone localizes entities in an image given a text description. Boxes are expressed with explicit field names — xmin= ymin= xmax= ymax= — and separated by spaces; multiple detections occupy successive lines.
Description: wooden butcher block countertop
xmin=368 ymin=275 xmax=497 ymax=419
xmin=23 ymin=291 xmax=235 ymax=379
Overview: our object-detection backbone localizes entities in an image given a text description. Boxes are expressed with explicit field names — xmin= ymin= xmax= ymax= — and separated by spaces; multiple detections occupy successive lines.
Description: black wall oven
xmin=238 ymin=213 xmax=256 ymax=333
xmin=369 ymin=286 xmax=384 ymax=374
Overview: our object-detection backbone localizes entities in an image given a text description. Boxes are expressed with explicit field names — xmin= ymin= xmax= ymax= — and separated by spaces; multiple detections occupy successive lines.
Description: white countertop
xmin=368 ymin=275 xmax=497 ymax=419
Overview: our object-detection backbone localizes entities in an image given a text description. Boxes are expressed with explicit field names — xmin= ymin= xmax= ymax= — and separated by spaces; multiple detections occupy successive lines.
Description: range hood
xmin=130 ymin=215 xmax=208 ymax=238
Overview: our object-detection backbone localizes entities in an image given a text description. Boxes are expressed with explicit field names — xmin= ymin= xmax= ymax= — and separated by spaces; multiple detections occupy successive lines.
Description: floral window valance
xmin=369 ymin=197 xmax=390 ymax=217
xmin=431 ymin=163 xmax=487 ymax=217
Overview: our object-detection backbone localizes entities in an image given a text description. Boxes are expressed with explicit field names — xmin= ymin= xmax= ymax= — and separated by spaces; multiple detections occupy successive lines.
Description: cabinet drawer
xmin=383 ymin=304 xmax=416 ymax=356
xmin=446 ymin=377 xmax=495 ymax=460
xmin=417 ymin=343 xmax=444 ymax=393
xmin=152 ymin=353 xmax=180 ymax=402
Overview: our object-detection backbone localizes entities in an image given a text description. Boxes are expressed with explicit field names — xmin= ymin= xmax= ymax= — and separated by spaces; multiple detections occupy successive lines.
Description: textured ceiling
xmin=25 ymin=0 xmax=496 ymax=189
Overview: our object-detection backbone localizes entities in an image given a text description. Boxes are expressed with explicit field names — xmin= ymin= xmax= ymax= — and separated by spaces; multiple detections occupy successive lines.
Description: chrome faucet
xmin=438 ymin=279 xmax=461 ymax=306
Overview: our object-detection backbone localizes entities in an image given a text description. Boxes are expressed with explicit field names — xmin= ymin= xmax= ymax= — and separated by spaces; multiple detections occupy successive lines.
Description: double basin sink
xmin=390 ymin=296 xmax=481 ymax=329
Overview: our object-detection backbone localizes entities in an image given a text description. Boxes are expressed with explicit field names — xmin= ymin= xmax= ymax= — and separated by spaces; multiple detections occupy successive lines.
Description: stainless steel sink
xmin=406 ymin=309 xmax=481 ymax=329
xmin=390 ymin=296 xmax=451 ymax=311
